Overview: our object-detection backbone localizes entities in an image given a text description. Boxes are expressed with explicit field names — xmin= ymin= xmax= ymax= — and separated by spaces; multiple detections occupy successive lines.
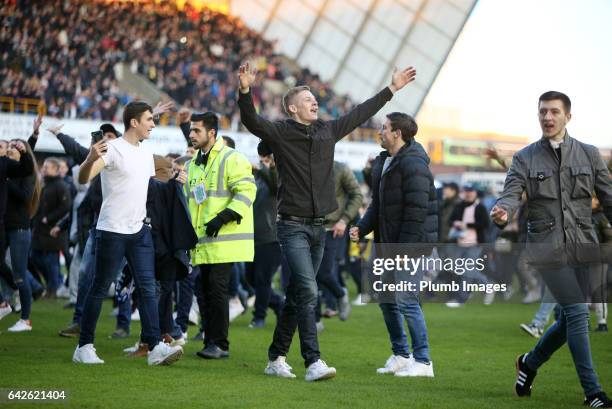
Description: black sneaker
xmin=594 ymin=323 xmax=608 ymax=332
xmin=196 ymin=345 xmax=229 ymax=359
xmin=584 ymin=392 xmax=612 ymax=407
xmin=515 ymin=353 xmax=537 ymax=397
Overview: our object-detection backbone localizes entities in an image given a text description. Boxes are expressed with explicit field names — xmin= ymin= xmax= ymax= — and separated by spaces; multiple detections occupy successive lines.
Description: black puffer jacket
xmin=358 ymin=141 xmax=438 ymax=244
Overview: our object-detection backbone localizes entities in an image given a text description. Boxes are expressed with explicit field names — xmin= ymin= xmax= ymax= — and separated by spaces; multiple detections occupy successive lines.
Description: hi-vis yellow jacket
xmin=184 ymin=138 xmax=256 ymax=265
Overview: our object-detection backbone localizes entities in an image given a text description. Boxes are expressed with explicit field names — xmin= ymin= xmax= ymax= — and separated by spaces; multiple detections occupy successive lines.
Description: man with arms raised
xmin=237 ymin=61 xmax=417 ymax=381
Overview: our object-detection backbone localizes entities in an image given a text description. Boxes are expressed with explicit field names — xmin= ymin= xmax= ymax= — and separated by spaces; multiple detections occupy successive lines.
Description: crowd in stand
xmin=0 ymin=0 xmax=377 ymax=130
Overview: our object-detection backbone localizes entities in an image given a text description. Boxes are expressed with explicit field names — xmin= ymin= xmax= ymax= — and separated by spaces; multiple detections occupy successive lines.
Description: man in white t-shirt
xmin=73 ymin=101 xmax=183 ymax=366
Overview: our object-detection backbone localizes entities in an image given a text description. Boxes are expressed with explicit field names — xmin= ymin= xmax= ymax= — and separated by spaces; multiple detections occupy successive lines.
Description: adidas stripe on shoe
xmin=515 ymin=353 xmax=537 ymax=397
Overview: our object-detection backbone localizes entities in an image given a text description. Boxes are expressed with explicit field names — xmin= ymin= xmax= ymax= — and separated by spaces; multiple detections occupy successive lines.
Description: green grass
xmin=0 ymin=297 xmax=609 ymax=409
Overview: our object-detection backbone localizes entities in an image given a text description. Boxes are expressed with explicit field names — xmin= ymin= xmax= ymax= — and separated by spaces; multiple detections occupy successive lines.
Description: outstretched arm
xmin=330 ymin=66 xmax=417 ymax=142
xmin=237 ymin=62 xmax=278 ymax=140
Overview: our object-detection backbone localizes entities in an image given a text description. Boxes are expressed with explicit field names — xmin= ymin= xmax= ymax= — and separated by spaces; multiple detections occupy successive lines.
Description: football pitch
xmin=0 ymin=296 xmax=609 ymax=409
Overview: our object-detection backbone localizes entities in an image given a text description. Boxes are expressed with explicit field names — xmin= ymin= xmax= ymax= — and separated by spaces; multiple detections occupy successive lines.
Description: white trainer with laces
xmin=147 ymin=342 xmax=183 ymax=366
xmin=305 ymin=359 xmax=336 ymax=382
xmin=73 ymin=344 xmax=105 ymax=364
xmin=264 ymin=356 xmax=296 ymax=379
xmin=376 ymin=354 xmax=414 ymax=374
xmin=8 ymin=319 xmax=32 ymax=332
xmin=395 ymin=360 xmax=434 ymax=378
xmin=0 ymin=304 xmax=12 ymax=320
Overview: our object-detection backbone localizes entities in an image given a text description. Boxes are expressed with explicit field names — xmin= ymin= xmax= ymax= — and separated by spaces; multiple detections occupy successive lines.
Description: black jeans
xmin=197 ymin=263 xmax=233 ymax=351
xmin=268 ymin=220 xmax=326 ymax=367
xmin=252 ymin=242 xmax=284 ymax=321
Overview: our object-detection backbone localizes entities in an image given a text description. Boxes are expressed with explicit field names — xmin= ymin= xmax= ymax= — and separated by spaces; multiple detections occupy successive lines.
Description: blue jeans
xmin=316 ymin=231 xmax=345 ymax=317
xmin=31 ymin=249 xmax=61 ymax=292
xmin=7 ymin=229 xmax=32 ymax=320
xmin=379 ymin=299 xmax=431 ymax=363
xmin=176 ymin=271 xmax=196 ymax=333
xmin=269 ymin=219 xmax=325 ymax=367
xmin=252 ymin=242 xmax=284 ymax=321
xmin=73 ymin=229 xmax=129 ymax=328
xmin=79 ymin=226 xmax=160 ymax=349
xmin=532 ymin=286 xmax=556 ymax=329
xmin=73 ymin=230 xmax=96 ymax=325
xmin=526 ymin=303 xmax=601 ymax=395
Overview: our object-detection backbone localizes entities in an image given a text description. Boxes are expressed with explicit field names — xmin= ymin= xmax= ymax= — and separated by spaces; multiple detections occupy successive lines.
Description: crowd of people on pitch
xmin=0 ymin=117 xmax=610 ymax=339
xmin=0 ymin=63 xmax=610 ymax=403
xmin=0 ymin=0 xmax=377 ymax=130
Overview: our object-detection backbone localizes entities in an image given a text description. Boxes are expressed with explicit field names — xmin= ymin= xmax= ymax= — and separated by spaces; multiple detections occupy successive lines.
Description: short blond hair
xmin=282 ymin=85 xmax=310 ymax=116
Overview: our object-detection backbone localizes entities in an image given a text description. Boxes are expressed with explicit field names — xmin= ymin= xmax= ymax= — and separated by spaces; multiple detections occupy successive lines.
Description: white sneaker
xmin=483 ymin=291 xmax=495 ymax=305
xmin=521 ymin=288 xmax=541 ymax=304
xmin=376 ymin=354 xmax=414 ymax=374
xmin=229 ymin=297 xmax=245 ymax=322
xmin=445 ymin=301 xmax=462 ymax=308
xmin=264 ymin=356 xmax=296 ymax=378
xmin=56 ymin=285 xmax=70 ymax=299
xmin=123 ymin=342 xmax=140 ymax=353
xmin=147 ymin=342 xmax=183 ymax=366
xmin=8 ymin=319 xmax=32 ymax=332
xmin=305 ymin=359 xmax=336 ymax=382
xmin=73 ymin=344 xmax=105 ymax=364
xmin=0 ymin=304 xmax=12 ymax=320
xmin=131 ymin=309 xmax=140 ymax=321
xmin=395 ymin=360 xmax=434 ymax=377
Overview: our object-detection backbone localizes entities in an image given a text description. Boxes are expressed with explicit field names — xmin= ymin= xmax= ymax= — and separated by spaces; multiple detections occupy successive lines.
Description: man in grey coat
xmin=491 ymin=91 xmax=612 ymax=407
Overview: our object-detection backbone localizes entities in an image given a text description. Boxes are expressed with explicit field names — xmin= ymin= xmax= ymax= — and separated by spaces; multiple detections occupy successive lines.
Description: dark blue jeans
xmin=316 ymin=231 xmax=345 ymax=318
xmin=7 ymin=229 xmax=32 ymax=320
xmin=268 ymin=220 xmax=325 ymax=367
xmin=379 ymin=301 xmax=431 ymax=363
xmin=79 ymin=226 xmax=160 ymax=349
xmin=175 ymin=270 xmax=197 ymax=333
xmin=525 ymin=266 xmax=602 ymax=396
xmin=73 ymin=229 xmax=129 ymax=329
xmin=252 ymin=242 xmax=284 ymax=321
xmin=73 ymin=230 xmax=96 ymax=325
xmin=31 ymin=249 xmax=61 ymax=292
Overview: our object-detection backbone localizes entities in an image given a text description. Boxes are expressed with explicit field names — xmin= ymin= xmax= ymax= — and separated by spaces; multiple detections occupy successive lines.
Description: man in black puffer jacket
xmin=351 ymin=112 xmax=437 ymax=378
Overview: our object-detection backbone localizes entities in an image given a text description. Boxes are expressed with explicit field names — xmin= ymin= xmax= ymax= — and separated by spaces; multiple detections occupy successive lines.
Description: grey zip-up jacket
xmin=495 ymin=132 xmax=612 ymax=263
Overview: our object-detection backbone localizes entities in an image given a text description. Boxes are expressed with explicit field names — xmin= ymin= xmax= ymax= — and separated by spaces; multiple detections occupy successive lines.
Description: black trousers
xmin=197 ymin=263 xmax=233 ymax=351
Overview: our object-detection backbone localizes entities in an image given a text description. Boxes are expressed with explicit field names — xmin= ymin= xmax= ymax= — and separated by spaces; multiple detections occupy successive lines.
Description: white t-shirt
xmin=96 ymin=137 xmax=155 ymax=234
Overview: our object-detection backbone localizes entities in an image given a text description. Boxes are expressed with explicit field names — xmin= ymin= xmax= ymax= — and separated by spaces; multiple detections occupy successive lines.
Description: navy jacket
xmin=358 ymin=141 xmax=438 ymax=245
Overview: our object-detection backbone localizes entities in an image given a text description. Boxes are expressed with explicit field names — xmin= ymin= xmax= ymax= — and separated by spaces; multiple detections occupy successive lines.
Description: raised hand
xmin=85 ymin=139 xmax=107 ymax=163
xmin=178 ymin=107 xmax=191 ymax=124
xmin=153 ymin=100 xmax=175 ymax=117
xmin=238 ymin=62 xmax=257 ymax=93
xmin=389 ymin=66 xmax=417 ymax=93
xmin=47 ymin=123 xmax=64 ymax=136
xmin=32 ymin=114 xmax=43 ymax=137
xmin=11 ymin=140 xmax=27 ymax=154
